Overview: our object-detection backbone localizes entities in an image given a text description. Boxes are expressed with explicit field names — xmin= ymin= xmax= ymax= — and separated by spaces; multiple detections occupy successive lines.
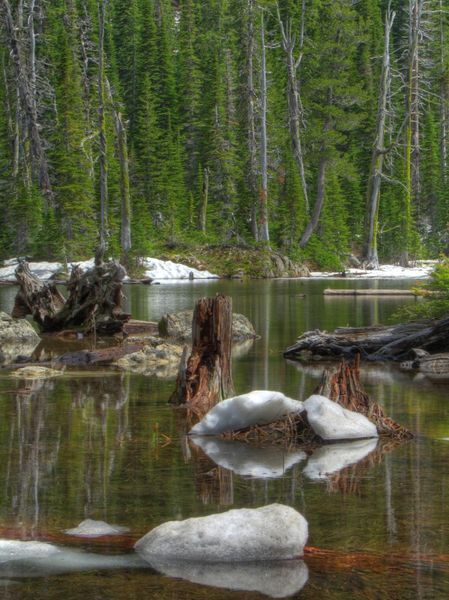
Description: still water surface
xmin=0 ymin=278 xmax=448 ymax=599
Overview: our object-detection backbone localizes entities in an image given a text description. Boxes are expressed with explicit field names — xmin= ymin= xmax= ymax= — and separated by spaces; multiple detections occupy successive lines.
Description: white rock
xmin=0 ymin=540 xmax=60 ymax=562
xmin=192 ymin=437 xmax=306 ymax=478
xmin=148 ymin=558 xmax=309 ymax=598
xmin=143 ymin=257 xmax=219 ymax=281
xmin=304 ymin=395 xmax=378 ymax=441
xmin=64 ymin=519 xmax=129 ymax=537
xmin=190 ymin=390 xmax=304 ymax=435
xmin=303 ymin=438 xmax=379 ymax=480
xmin=135 ymin=504 xmax=308 ymax=563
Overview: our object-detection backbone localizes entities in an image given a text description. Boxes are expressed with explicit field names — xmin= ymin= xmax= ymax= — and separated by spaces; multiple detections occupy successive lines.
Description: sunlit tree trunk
xmin=258 ymin=10 xmax=269 ymax=244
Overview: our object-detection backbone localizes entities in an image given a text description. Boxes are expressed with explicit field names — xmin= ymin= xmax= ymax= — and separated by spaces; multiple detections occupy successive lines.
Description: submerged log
xmin=284 ymin=314 xmax=449 ymax=362
xmin=12 ymin=257 xmax=130 ymax=335
xmin=171 ymin=295 xmax=234 ymax=420
xmin=323 ymin=288 xmax=416 ymax=296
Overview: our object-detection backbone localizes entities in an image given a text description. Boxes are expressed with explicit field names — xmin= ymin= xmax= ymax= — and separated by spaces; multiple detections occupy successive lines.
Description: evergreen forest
xmin=1 ymin=0 xmax=449 ymax=270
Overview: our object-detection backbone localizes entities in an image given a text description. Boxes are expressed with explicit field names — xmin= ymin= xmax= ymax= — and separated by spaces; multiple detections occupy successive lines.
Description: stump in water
xmin=12 ymin=257 xmax=130 ymax=335
xmin=316 ymin=355 xmax=413 ymax=439
xmin=171 ymin=295 xmax=234 ymax=420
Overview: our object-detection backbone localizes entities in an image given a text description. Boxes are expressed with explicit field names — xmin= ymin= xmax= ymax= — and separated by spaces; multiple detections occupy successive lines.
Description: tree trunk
xmin=299 ymin=152 xmax=327 ymax=248
xmin=171 ymin=295 xmax=234 ymax=421
xmin=277 ymin=4 xmax=309 ymax=215
xmin=363 ymin=5 xmax=396 ymax=268
xmin=246 ymin=0 xmax=259 ymax=241
xmin=258 ymin=11 xmax=270 ymax=244
xmin=98 ymin=0 xmax=109 ymax=250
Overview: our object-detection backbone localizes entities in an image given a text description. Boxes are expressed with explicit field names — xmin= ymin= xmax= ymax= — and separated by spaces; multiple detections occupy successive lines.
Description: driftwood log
xmin=284 ymin=314 xmax=449 ymax=362
xmin=12 ymin=256 xmax=130 ymax=335
xmin=171 ymin=295 xmax=234 ymax=420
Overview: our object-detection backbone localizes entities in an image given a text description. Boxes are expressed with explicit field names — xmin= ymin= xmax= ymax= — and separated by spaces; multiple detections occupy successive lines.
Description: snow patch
xmin=303 ymin=438 xmax=379 ymax=480
xmin=135 ymin=504 xmax=308 ymax=563
xmin=190 ymin=390 xmax=304 ymax=435
xmin=304 ymin=395 xmax=378 ymax=441
xmin=142 ymin=257 xmax=219 ymax=281
xmin=310 ymin=264 xmax=434 ymax=279
xmin=191 ymin=437 xmax=306 ymax=478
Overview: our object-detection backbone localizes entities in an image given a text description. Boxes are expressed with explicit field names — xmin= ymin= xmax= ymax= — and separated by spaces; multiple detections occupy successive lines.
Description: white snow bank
xmin=147 ymin=558 xmax=309 ymax=598
xmin=142 ymin=257 xmax=219 ymax=281
xmin=0 ymin=540 xmax=146 ymax=578
xmin=135 ymin=504 xmax=308 ymax=563
xmin=310 ymin=264 xmax=434 ymax=279
xmin=65 ymin=519 xmax=129 ymax=537
xmin=191 ymin=437 xmax=306 ymax=478
xmin=304 ymin=395 xmax=378 ymax=441
xmin=303 ymin=438 xmax=378 ymax=480
xmin=0 ymin=258 xmax=96 ymax=282
xmin=190 ymin=390 xmax=304 ymax=435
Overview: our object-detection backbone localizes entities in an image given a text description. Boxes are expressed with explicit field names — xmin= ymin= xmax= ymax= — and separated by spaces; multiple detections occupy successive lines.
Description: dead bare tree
xmin=276 ymin=1 xmax=310 ymax=216
xmin=98 ymin=0 xmax=109 ymax=251
xmin=0 ymin=0 xmax=53 ymax=206
xmin=363 ymin=4 xmax=396 ymax=269
xmin=246 ymin=0 xmax=259 ymax=240
xmin=258 ymin=9 xmax=270 ymax=245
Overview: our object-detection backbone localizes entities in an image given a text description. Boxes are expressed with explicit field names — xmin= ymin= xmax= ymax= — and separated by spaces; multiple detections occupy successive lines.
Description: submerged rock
xmin=0 ymin=312 xmax=40 ymax=365
xmin=190 ymin=390 xmax=304 ymax=436
xmin=135 ymin=504 xmax=308 ymax=563
xmin=303 ymin=438 xmax=379 ymax=480
xmin=304 ymin=395 xmax=378 ymax=441
xmin=0 ymin=539 xmax=146 ymax=578
xmin=115 ymin=337 xmax=184 ymax=379
xmin=147 ymin=558 xmax=309 ymax=598
xmin=192 ymin=437 xmax=306 ymax=479
xmin=64 ymin=519 xmax=130 ymax=537
xmin=11 ymin=366 xmax=63 ymax=380
xmin=159 ymin=310 xmax=257 ymax=342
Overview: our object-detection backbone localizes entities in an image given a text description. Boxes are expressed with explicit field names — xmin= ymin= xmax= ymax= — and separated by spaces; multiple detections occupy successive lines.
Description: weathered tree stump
xmin=12 ymin=257 xmax=130 ymax=335
xmin=171 ymin=295 xmax=234 ymax=420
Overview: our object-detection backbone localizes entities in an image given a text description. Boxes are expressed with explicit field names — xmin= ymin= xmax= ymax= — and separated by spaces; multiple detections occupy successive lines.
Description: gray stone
xmin=0 ymin=312 xmax=40 ymax=365
xmin=135 ymin=504 xmax=308 ymax=563
xmin=65 ymin=519 xmax=129 ymax=537
xmin=159 ymin=310 xmax=257 ymax=342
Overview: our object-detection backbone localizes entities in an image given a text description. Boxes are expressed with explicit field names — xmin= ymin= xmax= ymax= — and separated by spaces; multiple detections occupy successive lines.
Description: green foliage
xmin=395 ymin=259 xmax=449 ymax=321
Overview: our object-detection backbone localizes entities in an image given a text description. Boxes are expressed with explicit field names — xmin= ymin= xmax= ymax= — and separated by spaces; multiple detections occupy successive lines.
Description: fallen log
xmin=12 ymin=254 xmax=130 ymax=335
xmin=170 ymin=295 xmax=234 ymax=420
xmin=284 ymin=314 xmax=449 ymax=362
xmin=323 ymin=288 xmax=416 ymax=296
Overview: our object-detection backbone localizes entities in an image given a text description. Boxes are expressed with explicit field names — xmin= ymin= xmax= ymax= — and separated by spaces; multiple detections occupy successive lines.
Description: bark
xmin=299 ymin=152 xmax=327 ymax=248
xmin=198 ymin=166 xmax=209 ymax=233
xmin=171 ymin=296 xmax=234 ymax=421
xmin=258 ymin=11 xmax=269 ymax=244
xmin=363 ymin=5 xmax=395 ymax=269
xmin=12 ymin=259 xmax=130 ymax=334
xmin=284 ymin=314 xmax=449 ymax=362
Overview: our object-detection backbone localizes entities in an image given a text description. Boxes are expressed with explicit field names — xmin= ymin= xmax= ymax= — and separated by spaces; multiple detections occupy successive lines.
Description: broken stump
xmin=170 ymin=295 xmax=234 ymax=420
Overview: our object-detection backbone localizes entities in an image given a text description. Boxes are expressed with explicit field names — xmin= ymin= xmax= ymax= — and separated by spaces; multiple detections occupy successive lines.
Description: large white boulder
xmin=135 ymin=504 xmax=308 ymax=563
xmin=303 ymin=438 xmax=379 ymax=480
xmin=190 ymin=390 xmax=303 ymax=435
xmin=304 ymin=395 xmax=378 ymax=441
xmin=192 ymin=437 xmax=306 ymax=479
xmin=147 ymin=558 xmax=309 ymax=598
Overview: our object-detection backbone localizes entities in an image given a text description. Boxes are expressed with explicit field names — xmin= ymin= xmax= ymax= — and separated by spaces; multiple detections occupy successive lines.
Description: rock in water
xmin=11 ymin=366 xmax=62 ymax=379
xmin=304 ymin=395 xmax=378 ymax=441
xmin=190 ymin=390 xmax=303 ymax=435
xmin=135 ymin=504 xmax=308 ymax=563
xmin=0 ymin=312 xmax=40 ymax=366
xmin=64 ymin=519 xmax=129 ymax=537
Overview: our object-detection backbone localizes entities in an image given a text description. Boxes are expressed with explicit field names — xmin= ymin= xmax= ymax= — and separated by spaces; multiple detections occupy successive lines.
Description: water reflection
xmin=147 ymin=557 xmax=309 ymax=598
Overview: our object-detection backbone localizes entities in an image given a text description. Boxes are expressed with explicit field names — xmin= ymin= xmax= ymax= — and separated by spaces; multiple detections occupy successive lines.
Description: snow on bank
xmin=0 ymin=257 xmax=217 ymax=282
xmin=142 ymin=258 xmax=219 ymax=281
xmin=310 ymin=263 xmax=435 ymax=279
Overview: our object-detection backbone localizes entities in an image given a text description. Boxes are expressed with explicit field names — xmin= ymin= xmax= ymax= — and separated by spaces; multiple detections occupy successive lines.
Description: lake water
xmin=0 ymin=278 xmax=448 ymax=599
